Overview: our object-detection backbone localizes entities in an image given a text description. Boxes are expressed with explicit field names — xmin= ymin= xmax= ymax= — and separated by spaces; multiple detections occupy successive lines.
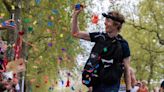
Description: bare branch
xmin=2 ymin=0 xmax=12 ymax=12
xmin=126 ymin=22 xmax=164 ymax=45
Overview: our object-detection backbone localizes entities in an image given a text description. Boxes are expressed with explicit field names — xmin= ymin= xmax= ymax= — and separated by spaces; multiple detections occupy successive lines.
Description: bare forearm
xmin=71 ymin=8 xmax=90 ymax=40
xmin=124 ymin=67 xmax=131 ymax=90
xmin=71 ymin=15 xmax=79 ymax=35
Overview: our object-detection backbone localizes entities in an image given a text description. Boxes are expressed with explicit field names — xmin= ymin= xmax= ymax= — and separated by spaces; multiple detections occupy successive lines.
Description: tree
xmin=120 ymin=0 xmax=164 ymax=90
xmin=1 ymin=0 xmax=87 ymax=91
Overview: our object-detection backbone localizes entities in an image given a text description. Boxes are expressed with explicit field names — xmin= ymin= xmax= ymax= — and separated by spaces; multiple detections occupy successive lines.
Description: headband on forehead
xmin=102 ymin=13 xmax=125 ymax=24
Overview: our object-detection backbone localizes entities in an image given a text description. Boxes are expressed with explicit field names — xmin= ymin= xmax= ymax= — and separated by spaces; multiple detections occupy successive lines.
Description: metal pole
xmin=22 ymin=75 xmax=24 ymax=92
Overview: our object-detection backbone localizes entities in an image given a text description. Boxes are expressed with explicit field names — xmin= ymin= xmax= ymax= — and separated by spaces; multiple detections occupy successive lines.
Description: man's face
xmin=104 ymin=18 xmax=116 ymax=33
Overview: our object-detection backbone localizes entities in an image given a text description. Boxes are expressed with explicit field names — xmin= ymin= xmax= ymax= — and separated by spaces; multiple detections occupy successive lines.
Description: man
xmin=71 ymin=5 xmax=131 ymax=92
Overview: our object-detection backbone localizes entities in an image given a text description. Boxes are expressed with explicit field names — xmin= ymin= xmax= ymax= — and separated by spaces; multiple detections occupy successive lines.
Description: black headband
xmin=102 ymin=13 xmax=125 ymax=24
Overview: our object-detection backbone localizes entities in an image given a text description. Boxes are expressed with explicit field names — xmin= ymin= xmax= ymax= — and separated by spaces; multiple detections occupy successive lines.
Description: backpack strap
xmin=100 ymin=34 xmax=124 ymax=64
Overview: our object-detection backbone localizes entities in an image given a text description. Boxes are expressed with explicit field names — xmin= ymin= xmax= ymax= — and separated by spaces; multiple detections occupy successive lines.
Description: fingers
xmin=72 ymin=4 xmax=85 ymax=16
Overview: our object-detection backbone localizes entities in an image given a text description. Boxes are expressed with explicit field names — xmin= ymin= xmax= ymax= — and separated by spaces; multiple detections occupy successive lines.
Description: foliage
xmin=120 ymin=0 xmax=164 ymax=90
xmin=1 ymin=0 xmax=87 ymax=91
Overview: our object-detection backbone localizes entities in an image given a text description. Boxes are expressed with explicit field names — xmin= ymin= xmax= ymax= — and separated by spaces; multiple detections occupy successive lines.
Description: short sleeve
xmin=89 ymin=32 xmax=101 ymax=42
xmin=121 ymin=40 xmax=131 ymax=58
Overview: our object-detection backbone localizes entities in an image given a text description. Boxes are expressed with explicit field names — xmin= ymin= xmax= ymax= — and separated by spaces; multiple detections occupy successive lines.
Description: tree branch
xmin=126 ymin=22 xmax=164 ymax=45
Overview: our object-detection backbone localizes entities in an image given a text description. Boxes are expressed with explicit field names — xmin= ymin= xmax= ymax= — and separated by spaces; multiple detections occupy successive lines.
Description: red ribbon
xmin=66 ymin=78 xmax=70 ymax=87
xmin=14 ymin=31 xmax=24 ymax=60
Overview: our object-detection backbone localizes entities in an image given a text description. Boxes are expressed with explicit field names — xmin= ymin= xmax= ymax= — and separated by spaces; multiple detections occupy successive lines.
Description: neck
xmin=107 ymin=31 xmax=118 ymax=38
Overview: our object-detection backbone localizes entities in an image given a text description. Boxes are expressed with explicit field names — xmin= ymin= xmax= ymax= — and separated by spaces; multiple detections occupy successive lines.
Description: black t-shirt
xmin=89 ymin=32 xmax=130 ymax=59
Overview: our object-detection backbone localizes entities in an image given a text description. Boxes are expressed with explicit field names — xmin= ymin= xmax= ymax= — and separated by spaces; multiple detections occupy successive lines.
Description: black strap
xmin=99 ymin=34 xmax=124 ymax=64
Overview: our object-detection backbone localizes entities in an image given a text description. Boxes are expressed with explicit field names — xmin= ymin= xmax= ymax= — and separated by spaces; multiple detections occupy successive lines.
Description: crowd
xmin=0 ymin=19 xmax=21 ymax=92
xmin=119 ymin=68 xmax=163 ymax=92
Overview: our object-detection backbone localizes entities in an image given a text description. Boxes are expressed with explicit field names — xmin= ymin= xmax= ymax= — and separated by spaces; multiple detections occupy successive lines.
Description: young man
xmin=71 ymin=6 xmax=131 ymax=92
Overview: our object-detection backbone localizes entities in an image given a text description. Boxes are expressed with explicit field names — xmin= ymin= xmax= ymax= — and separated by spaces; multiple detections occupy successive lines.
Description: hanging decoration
xmin=36 ymin=0 xmax=41 ymax=5
xmin=28 ymin=26 xmax=33 ymax=32
xmin=52 ymin=9 xmax=58 ymax=14
xmin=71 ymin=86 xmax=75 ymax=91
xmin=46 ymin=28 xmax=51 ymax=33
xmin=11 ymin=5 xmax=15 ymax=10
xmin=58 ymin=57 xmax=62 ymax=61
xmin=48 ymin=42 xmax=53 ymax=47
xmin=14 ymin=31 xmax=24 ymax=60
xmin=0 ymin=13 xmax=5 ymax=19
xmin=35 ymin=84 xmax=40 ymax=88
xmin=48 ymin=16 xmax=54 ymax=20
xmin=59 ymin=80 xmax=64 ymax=87
xmin=33 ymin=20 xmax=37 ymax=25
xmin=61 ymin=48 xmax=66 ymax=52
xmin=91 ymin=14 xmax=99 ymax=24
xmin=65 ymin=77 xmax=70 ymax=87
xmin=60 ymin=34 xmax=63 ymax=38
xmin=23 ymin=18 xmax=31 ymax=23
xmin=44 ymin=75 xmax=49 ymax=84
xmin=2 ymin=55 xmax=8 ymax=72
xmin=48 ymin=22 xmax=53 ymax=27
xmin=30 ymin=78 xmax=36 ymax=84
xmin=32 ymin=65 xmax=38 ymax=69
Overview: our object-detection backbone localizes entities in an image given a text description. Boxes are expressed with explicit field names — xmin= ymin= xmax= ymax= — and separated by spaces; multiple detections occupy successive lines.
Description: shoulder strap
xmin=90 ymin=33 xmax=106 ymax=54
xmin=100 ymin=34 xmax=124 ymax=63
xmin=90 ymin=33 xmax=124 ymax=60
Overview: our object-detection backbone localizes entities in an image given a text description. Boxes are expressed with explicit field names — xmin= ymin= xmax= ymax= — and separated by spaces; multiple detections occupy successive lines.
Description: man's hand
xmin=72 ymin=4 xmax=84 ymax=17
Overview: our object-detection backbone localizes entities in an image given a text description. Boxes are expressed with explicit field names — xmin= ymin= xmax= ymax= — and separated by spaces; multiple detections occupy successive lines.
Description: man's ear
xmin=116 ymin=23 xmax=122 ymax=31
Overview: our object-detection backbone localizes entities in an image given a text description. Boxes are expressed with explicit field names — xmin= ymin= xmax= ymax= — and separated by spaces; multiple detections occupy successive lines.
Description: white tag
xmin=102 ymin=59 xmax=113 ymax=64
xmin=90 ymin=53 xmax=97 ymax=58
xmin=104 ymin=65 xmax=111 ymax=68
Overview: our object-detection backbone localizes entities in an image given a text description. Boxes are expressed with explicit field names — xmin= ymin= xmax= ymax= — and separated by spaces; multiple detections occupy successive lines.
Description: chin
xmin=105 ymin=29 xmax=109 ymax=32
xmin=106 ymin=30 xmax=110 ymax=33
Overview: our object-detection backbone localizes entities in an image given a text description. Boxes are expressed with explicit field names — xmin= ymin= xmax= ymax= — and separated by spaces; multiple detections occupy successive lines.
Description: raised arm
xmin=123 ymin=56 xmax=132 ymax=91
xmin=71 ymin=6 xmax=90 ymax=41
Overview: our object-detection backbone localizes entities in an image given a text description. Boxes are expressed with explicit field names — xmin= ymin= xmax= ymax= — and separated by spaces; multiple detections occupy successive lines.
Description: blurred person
xmin=137 ymin=80 xmax=148 ymax=92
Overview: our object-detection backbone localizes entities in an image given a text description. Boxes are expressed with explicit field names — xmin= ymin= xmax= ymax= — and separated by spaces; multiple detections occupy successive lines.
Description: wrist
xmin=72 ymin=14 xmax=78 ymax=18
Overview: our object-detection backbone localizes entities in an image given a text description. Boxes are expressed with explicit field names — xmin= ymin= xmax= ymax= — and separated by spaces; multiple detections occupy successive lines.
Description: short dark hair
xmin=102 ymin=11 xmax=125 ymax=30
xmin=102 ymin=11 xmax=125 ymax=24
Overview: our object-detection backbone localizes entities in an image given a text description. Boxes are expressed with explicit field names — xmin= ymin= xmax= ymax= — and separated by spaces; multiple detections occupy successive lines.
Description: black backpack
xmin=82 ymin=34 xmax=124 ymax=87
